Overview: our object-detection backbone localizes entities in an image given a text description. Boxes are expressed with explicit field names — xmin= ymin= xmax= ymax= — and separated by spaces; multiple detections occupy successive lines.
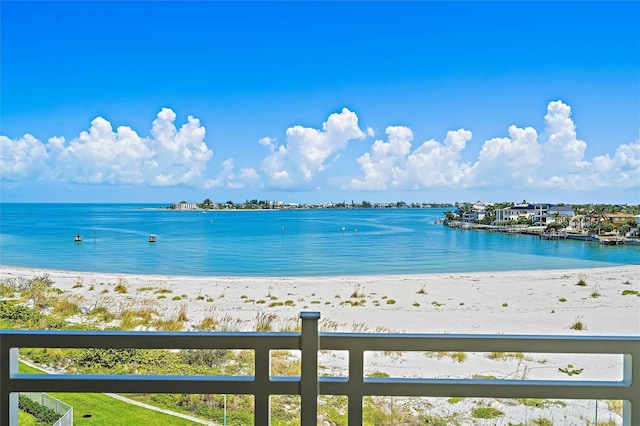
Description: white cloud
xmin=366 ymin=126 xmax=375 ymax=137
xmin=2 ymin=101 xmax=637 ymax=197
xmin=258 ymin=136 xmax=276 ymax=147
xmin=204 ymin=159 xmax=261 ymax=189
xmin=349 ymin=127 xmax=474 ymax=190
xmin=473 ymin=125 xmax=542 ymax=185
xmin=405 ymin=129 xmax=474 ymax=188
xmin=260 ymin=108 xmax=365 ymax=188
xmin=0 ymin=108 xmax=213 ymax=187
xmin=348 ymin=100 xmax=638 ymax=193
xmin=0 ymin=134 xmax=49 ymax=180
xmin=350 ymin=126 xmax=413 ymax=190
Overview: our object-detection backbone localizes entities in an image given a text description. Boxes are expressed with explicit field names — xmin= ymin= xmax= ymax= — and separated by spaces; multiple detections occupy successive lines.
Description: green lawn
xmin=18 ymin=362 xmax=203 ymax=426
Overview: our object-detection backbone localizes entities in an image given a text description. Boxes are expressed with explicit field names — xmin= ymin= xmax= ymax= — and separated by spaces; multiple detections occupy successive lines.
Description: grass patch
xmin=18 ymin=362 xmax=206 ymax=425
xmin=385 ymin=299 xmax=396 ymax=305
xmin=570 ymin=317 xmax=586 ymax=331
xmin=350 ymin=284 xmax=365 ymax=298
xmin=622 ymin=289 xmax=639 ymax=296
xmin=487 ymin=352 xmax=524 ymax=360
xmin=472 ymin=406 xmax=503 ymax=419
xmin=516 ymin=398 xmax=567 ymax=408
xmin=114 ymin=277 xmax=128 ymax=294
xmin=576 ymin=277 xmax=587 ymax=286
xmin=559 ymin=297 xmax=567 ymax=302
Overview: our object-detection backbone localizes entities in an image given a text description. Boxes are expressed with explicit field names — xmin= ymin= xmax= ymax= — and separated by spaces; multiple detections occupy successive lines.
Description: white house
xmin=494 ymin=204 xmax=536 ymax=223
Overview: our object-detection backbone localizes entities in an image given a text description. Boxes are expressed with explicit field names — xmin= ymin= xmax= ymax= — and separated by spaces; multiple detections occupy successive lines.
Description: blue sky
xmin=1 ymin=1 xmax=638 ymax=204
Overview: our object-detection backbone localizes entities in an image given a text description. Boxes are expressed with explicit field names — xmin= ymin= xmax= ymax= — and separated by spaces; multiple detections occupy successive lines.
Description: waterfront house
xmin=545 ymin=205 xmax=575 ymax=224
xmin=461 ymin=205 xmax=486 ymax=223
xmin=494 ymin=204 xmax=536 ymax=223
xmin=606 ymin=213 xmax=636 ymax=227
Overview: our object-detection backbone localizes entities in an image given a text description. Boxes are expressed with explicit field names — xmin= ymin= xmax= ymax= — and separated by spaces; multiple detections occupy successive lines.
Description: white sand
xmin=1 ymin=265 xmax=637 ymax=335
xmin=2 ymin=265 xmax=638 ymax=424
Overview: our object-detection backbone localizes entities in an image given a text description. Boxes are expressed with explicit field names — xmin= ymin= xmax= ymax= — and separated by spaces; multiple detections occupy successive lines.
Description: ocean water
xmin=0 ymin=203 xmax=638 ymax=276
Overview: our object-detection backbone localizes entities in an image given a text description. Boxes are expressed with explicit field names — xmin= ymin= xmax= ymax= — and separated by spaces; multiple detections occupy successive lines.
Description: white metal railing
xmin=1 ymin=312 xmax=638 ymax=425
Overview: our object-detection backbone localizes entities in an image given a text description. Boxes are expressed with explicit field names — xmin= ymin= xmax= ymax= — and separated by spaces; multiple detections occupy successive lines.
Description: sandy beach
xmin=1 ymin=265 xmax=638 ymax=336
xmin=2 ymin=265 xmax=638 ymax=424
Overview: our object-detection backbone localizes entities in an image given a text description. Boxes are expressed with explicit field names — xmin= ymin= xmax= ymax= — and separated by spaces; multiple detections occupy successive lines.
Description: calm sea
xmin=0 ymin=204 xmax=638 ymax=276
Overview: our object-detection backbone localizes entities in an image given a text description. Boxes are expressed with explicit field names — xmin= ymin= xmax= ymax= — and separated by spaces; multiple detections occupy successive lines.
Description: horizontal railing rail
xmin=1 ymin=312 xmax=638 ymax=425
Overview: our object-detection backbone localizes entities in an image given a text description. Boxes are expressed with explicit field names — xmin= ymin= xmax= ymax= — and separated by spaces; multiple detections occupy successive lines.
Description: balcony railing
xmin=1 ymin=311 xmax=638 ymax=425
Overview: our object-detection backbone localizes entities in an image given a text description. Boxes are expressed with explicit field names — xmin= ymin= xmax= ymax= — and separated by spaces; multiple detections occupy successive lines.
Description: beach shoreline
xmin=1 ymin=264 xmax=638 ymax=336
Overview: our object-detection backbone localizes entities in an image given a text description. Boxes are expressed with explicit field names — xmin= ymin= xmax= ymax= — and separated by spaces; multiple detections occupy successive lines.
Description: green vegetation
xmin=18 ymin=362 xmax=203 ymax=425
xmin=570 ymin=317 xmax=586 ymax=331
xmin=622 ymin=289 xmax=639 ymax=296
xmin=2 ymin=272 xmax=626 ymax=424
xmin=472 ymin=406 xmax=503 ymax=419
xmin=18 ymin=395 xmax=61 ymax=424
xmin=114 ymin=278 xmax=128 ymax=294
xmin=558 ymin=364 xmax=584 ymax=376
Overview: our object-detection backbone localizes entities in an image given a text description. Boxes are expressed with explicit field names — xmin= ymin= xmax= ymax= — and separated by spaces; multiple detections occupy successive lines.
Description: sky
xmin=1 ymin=1 xmax=639 ymax=205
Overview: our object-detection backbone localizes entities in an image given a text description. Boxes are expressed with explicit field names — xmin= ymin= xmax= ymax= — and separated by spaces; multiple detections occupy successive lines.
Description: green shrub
xmin=18 ymin=395 xmax=62 ymax=424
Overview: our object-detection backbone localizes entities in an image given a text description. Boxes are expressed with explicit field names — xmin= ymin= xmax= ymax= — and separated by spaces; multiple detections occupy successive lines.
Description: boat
xmin=74 ymin=234 xmax=83 ymax=242
xmin=148 ymin=234 xmax=157 ymax=243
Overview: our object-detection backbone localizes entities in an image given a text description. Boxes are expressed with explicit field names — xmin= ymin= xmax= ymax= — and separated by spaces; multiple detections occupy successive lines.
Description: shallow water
xmin=0 ymin=204 xmax=637 ymax=276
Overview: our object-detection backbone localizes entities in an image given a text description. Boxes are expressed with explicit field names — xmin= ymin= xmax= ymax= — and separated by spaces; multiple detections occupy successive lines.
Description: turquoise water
xmin=0 ymin=204 xmax=638 ymax=276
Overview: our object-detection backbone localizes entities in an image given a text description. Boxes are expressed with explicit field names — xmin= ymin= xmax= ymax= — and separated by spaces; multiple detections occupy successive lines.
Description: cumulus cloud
xmin=2 ymin=100 xmax=637 ymax=196
xmin=260 ymin=108 xmax=365 ymax=188
xmin=350 ymin=126 xmax=413 ymax=190
xmin=474 ymin=125 xmax=542 ymax=185
xmin=347 ymin=100 xmax=639 ymax=193
xmin=0 ymin=134 xmax=49 ymax=180
xmin=405 ymin=129 xmax=474 ymax=188
xmin=0 ymin=108 xmax=213 ymax=187
xmin=349 ymin=127 xmax=474 ymax=190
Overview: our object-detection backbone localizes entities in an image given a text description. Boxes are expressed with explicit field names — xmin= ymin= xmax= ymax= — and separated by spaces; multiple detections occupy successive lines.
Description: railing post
xmin=300 ymin=312 xmax=320 ymax=425
xmin=0 ymin=336 xmax=18 ymax=426
xmin=623 ymin=352 xmax=638 ymax=426
xmin=348 ymin=348 xmax=364 ymax=426
xmin=254 ymin=347 xmax=271 ymax=426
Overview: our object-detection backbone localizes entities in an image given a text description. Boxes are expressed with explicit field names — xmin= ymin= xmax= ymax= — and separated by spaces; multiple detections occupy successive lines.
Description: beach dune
xmin=1 ymin=265 xmax=638 ymax=336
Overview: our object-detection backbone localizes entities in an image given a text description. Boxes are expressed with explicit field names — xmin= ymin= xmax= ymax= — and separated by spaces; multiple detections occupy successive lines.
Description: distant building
xmin=174 ymin=202 xmax=198 ymax=210
xmin=495 ymin=204 xmax=574 ymax=225
xmin=606 ymin=213 xmax=636 ymax=227
xmin=494 ymin=204 xmax=536 ymax=223
xmin=462 ymin=206 xmax=486 ymax=223
xmin=544 ymin=205 xmax=575 ymax=224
